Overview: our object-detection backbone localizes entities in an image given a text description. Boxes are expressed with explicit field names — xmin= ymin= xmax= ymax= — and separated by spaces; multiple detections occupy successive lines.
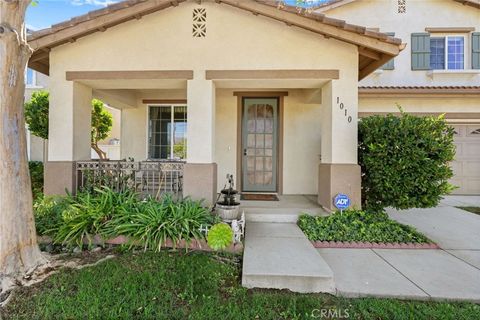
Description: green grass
xmin=298 ymin=210 xmax=432 ymax=243
xmin=2 ymin=251 xmax=479 ymax=319
xmin=456 ymin=207 xmax=480 ymax=215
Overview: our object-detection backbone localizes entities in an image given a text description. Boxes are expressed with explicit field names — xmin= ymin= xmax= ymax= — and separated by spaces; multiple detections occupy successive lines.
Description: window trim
xmin=146 ymin=104 xmax=187 ymax=161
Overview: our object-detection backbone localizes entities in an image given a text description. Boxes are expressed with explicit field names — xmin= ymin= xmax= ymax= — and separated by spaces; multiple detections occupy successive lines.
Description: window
xmin=430 ymin=37 xmax=445 ymax=69
xmin=447 ymin=36 xmax=464 ymax=70
xmin=430 ymin=36 xmax=464 ymax=70
xmin=25 ymin=68 xmax=36 ymax=86
xmin=148 ymin=105 xmax=187 ymax=160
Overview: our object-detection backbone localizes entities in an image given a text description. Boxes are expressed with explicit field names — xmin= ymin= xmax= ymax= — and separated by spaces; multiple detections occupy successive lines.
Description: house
xmin=28 ymin=0 xmax=420 ymax=209
xmin=314 ymin=0 xmax=480 ymax=195
xmin=25 ymin=67 xmax=49 ymax=162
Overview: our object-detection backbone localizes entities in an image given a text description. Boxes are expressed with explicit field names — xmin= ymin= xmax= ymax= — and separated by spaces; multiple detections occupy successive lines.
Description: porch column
xmin=318 ymin=79 xmax=361 ymax=210
xmin=45 ymin=81 xmax=92 ymax=195
xmin=184 ymin=70 xmax=217 ymax=205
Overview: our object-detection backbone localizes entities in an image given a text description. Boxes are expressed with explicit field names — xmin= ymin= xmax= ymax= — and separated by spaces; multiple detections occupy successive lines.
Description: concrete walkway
xmin=320 ymin=204 xmax=480 ymax=302
xmin=319 ymin=248 xmax=480 ymax=302
xmin=242 ymin=200 xmax=480 ymax=302
xmin=440 ymin=195 xmax=480 ymax=207
xmin=242 ymin=222 xmax=335 ymax=293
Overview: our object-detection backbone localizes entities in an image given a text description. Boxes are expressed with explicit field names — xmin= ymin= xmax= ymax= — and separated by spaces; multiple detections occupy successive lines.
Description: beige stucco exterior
xmin=321 ymin=0 xmax=480 ymax=87
xmin=322 ymin=0 xmax=480 ymax=195
xmin=43 ymin=0 xmax=366 ymax=206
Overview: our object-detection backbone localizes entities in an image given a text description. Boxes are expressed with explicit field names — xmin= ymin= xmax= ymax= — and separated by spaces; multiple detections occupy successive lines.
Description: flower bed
xmin=34 ymin=187 xmax=220 ymax=251
xmin=298 ymin=209 xmax=434 ymax=246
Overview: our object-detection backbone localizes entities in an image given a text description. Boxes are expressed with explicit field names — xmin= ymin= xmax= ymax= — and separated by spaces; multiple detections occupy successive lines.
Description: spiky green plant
xmin=111 ymin=196 xmax=213 ymax=252
xmin=207 ymin=223 xmax=234 ymax=251
xmin=53 ymin=187 xmax=138 ymax=247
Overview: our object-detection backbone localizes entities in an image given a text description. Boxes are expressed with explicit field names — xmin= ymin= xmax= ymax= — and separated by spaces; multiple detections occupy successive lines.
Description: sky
xmin=26 ymin=0 xmax=328 ymax=31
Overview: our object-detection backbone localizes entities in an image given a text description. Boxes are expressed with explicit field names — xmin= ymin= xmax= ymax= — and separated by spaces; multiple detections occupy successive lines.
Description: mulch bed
xmin=312 ymin=240 xmax=439 ymax=249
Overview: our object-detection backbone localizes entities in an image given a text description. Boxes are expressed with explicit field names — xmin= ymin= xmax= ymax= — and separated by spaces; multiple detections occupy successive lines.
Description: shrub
xmin=29 ymin=161 xmax=44 ymax=200
xmin=207 ymin=223 xmax=234 ymax=251
xmin=33 ymin=195 xmax=72 ymax=236
xmin=298 ymin=210 xmax=431 ymax=244
xmin=358 ymin=108 xmax=455 ymax=211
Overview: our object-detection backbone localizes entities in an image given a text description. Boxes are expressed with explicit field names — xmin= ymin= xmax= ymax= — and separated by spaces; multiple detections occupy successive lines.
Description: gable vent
xmin=192 ymin=8 xmax=206 ymax=38
xmin=397 ymin=0 xmax=406 ymax=13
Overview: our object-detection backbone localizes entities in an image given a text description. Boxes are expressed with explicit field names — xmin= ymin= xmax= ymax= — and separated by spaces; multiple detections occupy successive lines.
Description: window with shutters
xmin=429 ymin=36 xmax=465 ymax=70
xmin=413 ymin=33 xmax=477 ymax=71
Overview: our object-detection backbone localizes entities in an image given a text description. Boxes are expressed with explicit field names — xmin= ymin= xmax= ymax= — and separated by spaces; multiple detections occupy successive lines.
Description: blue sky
xmin=26 ymin=0 xmax=329 ymax=31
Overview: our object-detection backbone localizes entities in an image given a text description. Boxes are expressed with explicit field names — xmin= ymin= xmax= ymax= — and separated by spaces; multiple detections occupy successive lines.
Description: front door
xmin=242 ymin=98 xmax=278 ymax=192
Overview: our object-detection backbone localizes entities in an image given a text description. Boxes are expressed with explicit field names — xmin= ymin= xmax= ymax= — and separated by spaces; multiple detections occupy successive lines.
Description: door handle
xmin=244 ymin=149 xmax=247 ymax=156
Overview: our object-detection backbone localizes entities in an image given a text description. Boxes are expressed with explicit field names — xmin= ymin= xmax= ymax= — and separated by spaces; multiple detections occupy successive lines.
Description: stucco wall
xmin=49 ymin=1 xmax=357 ymax=73
xmin=359 ymin=95 xmax=480 ymax=114
xmin=323 ymin=0 xmax=480 ymax=87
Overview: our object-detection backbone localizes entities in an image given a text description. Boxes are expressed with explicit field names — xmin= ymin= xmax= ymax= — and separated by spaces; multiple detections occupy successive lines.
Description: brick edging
xmin=311 ymin=240 xmax=439 ymax=249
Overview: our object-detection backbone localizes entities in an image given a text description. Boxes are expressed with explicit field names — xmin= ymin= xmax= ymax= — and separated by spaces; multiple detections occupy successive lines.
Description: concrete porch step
xmin=242 ymin=222 xmax=335 ymax=293
xmin=242 ymin=207 xmax=325 ymax=223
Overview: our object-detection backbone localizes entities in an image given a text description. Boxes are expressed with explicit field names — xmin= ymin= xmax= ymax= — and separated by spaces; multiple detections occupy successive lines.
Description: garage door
xmin=450 ymin=124 xmax=480 ymax=195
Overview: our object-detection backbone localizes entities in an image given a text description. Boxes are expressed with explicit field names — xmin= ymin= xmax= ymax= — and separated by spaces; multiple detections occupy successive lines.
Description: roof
xmin=313 ymin=0 xmax=480 ymax=12
xmin=27 ymin=0 xmax=404 ymax=80
xmin=359 ymin=86 xmax=480 ymax=95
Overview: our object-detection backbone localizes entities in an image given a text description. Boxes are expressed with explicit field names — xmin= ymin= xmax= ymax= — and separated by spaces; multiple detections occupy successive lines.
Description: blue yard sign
xmin=334 ymin=193 xmax=350 ymax=212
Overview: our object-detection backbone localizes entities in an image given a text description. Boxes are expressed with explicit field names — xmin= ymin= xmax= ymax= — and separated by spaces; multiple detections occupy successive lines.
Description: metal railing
xmin=76 ymin=160 xmax=184 ymax=200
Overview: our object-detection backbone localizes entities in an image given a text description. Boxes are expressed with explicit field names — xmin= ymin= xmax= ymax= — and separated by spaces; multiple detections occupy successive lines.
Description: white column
xmin=48 ymin=81 xmax=92 ymax=161
xmin=318 ymin=79 xmax=361 ymax=210
xmin=320 ymin=79 xmax=358 ymax=164
xmin=186 ymin=70 xmax=215 ymax=163
xmin=184 ymin=70 xmax=217 ymax=205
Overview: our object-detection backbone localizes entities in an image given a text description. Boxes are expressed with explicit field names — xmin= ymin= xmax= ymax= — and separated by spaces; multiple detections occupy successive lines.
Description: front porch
xmin=44 ymin=70 xmax=361 ymax=211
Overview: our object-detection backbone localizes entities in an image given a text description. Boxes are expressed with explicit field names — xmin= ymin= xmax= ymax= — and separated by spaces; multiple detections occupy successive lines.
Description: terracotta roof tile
xmin=28 ymin=0 xmax=402 ymax=46
xmin=359 ymin=86 xmax=480 ymax=90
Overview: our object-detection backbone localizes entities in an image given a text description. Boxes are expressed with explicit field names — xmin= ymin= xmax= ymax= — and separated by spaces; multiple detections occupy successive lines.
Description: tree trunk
xmin=92 ymin=142 xmax=107 ymax=160
xmin=0 ymin=0 xmax=47 ymax=297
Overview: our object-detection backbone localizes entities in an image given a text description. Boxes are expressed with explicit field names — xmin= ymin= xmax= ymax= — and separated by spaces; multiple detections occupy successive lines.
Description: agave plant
xmin=207 ymin=223 xmax=234 ymax=251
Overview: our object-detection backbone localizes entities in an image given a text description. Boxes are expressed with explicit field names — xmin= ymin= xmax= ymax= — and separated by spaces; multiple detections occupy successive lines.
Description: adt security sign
xmin=334 ymin=193 xmax=350 ymax=212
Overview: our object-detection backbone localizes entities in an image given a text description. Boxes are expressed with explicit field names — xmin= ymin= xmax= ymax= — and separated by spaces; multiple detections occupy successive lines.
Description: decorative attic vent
xmin=397 ymin=0 xmax=406 ymax=13
xmin=192 ymin=8 xmax=206 ymax=38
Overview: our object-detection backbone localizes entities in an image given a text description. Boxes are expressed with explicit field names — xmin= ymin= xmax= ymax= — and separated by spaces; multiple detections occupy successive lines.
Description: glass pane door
xmin=242 ymin=98 xmax=278 ymax=192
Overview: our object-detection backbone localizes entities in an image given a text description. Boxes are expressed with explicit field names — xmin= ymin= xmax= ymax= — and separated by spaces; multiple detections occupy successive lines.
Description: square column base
xmin=318 ymin=163 xmax=361 ymax=211
xmin=183 ymin=163 xmax=217 ymax=206
xmin=44 ymin=161 xmax=76 ymax=195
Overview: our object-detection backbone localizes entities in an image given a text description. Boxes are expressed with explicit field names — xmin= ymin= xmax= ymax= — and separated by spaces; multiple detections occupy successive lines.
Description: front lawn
xmin=2 ymin=251 xmax=479 ymax=319
xmin=298 ymin=210 xmax=432 ymax=243
xmin=457 ymin=207 xmax=480 ymax=215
